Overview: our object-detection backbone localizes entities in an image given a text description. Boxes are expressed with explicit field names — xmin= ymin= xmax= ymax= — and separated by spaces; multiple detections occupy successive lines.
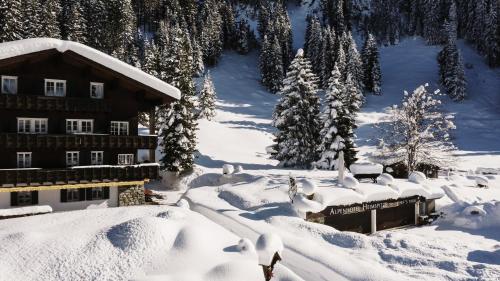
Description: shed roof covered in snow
xmin=0 ymin=38 xmax=180 ymax=101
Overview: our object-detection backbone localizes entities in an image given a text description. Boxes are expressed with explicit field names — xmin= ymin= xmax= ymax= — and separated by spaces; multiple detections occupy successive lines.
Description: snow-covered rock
xmin=408 ymin=171 xmax=426 ymax=184
xmin=255 ymin=233 xmax=284 ymax=266
xmin=343 ymin=175 xmax=360 ymax=189
xmin=475 ymin=175 xmax=489 ymax=187
xmin=377 ymin=173 xmax=394 ymax=186
xmin=223 ymin=164 xmax=235 ymax=175
xmin=350 ymin=162 xmax=383 ymax=175
xmin=300 ymin=179 xmax=316 ymax=195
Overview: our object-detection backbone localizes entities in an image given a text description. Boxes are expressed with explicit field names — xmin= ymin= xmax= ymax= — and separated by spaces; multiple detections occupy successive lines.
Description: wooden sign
xmin=323 ymin=196 xmax=420 ymax=216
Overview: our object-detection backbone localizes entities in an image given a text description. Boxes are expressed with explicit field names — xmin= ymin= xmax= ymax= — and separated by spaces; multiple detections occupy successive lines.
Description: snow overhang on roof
xmin=0 ymin=38 xmax=181 ymax=100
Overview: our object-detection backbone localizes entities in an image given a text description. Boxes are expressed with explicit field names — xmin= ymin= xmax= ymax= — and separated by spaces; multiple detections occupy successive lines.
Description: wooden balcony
xmin=0 ymin=165 xmax=159 ymax=186
xmin=0 ymin=133 xmax=158 ymax=150
xmin=0 ymin=94 xmax=109 ymax=112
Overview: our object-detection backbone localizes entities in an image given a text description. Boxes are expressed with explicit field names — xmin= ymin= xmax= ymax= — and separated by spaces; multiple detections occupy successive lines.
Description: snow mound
xmin=350 ymin=162 xmax=383 ymax=175
xmin=237 ymin=238 xmax=257 ymax=256
xmin=409 ymin=171 xmax=426 ymax=184
xmin=343 ymin=175 xmax=360 ymax=188
xmin=444 ymin=201 xmax=500 ymax=229
xmin=206 ymin=260 xmax=264 ymax=281
xmin=173 ymin=225 xmax=211 ymax=251
xmin=157 ymin=209 xmax=187 ymax=220
xmin=377 ymin=173 xmax=395 ymax=186
xmin=176 ymin=199 xmax=190 ymax=209
xmin=223 ymin=164 xmax=235 ymax=175
xmin=299 ymin=179 xmax=317 ymax=195
xmin=0 ymin=205 xmax=52 ymax=217
xmin=106 ymin=217 xmax=174 ymax=252
xmin=475 ymin=175 xmax=489 ymax=187
xmin=292 ymin=194 xmax=324 ymax=214
xmin=235 ymin=165 xmax=244 ymax=173
xmin=256 ymin=233 xmax=284 ymax=266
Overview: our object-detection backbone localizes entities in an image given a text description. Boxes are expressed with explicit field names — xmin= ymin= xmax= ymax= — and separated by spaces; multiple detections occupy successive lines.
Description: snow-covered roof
xmin=0 ymin=38 xmax=180 ymax=100
xmin=295 ymin=179 xmax=445 ymax=213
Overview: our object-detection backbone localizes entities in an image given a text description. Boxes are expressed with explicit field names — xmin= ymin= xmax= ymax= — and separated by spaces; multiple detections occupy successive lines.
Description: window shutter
xmin=103 ymin=187 xmax=110 ymax=199
xmin=86 ymin=188 xmax=93 ymax=201
xmin=10 ymin=192 xmax=18 ymax=206
xmin=31 ymin=191 xmax=38 ymax=205
xmin=60 ymin=189 xmax=67 ymax=202
xmin=79 ymin=188 xmax=86 ymax=201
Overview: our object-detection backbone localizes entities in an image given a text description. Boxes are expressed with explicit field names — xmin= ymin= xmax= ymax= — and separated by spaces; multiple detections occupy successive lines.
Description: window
xmin=1 ymin=76 xmax=17 ymax=94
xmin=118 ymin=154 xmax=134 ymax=165
xmin=17 ymin=118 xmax=48 ymax=134
xmin=67 ymin=189 xmax=80 ymax=202
xmin=110 ymin=121 xmax=129 ymax=135
xmin=17 ymin=152 xmax=32 ymax=168
xmin=91 ymin=151 xmax=103 ymax=165
xmin=17 ymin=191 xmax=33 ymax=206
xmin=45 ymin=79 xmax=66 ymax=96
xmin=90 ymin=82 xmax=104 ymax=99
xmin=66 ymin=119 xmax=93 ymax=134
xmin=91 ymin=187 xmax=103 ymax=200
xmin=66 ymin=151 xmax=79 ymax=167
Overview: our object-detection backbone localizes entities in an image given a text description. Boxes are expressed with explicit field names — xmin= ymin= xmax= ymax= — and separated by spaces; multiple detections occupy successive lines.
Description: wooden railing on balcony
xmin=0 ymin=165 xmax=159 ymax=186
xmin=0 ymin=134 xmax=158 ymax=150
xmin=0 ymin=94 xmax=109 ymax=112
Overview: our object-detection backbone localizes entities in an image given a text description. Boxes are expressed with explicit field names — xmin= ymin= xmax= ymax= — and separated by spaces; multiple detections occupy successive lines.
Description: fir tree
xmin=22 ymin=0 xmax=42 ymax=39
xmin=305 ymin=15 xmax=323 ymax=79
xmin=199 ymin=0 xmax=223 ymax=66
xmin=39 ymin=0 xmax=61 ymax=38
xmin=83 ymin=0 xmax=107 ymax=51
xmin=344 ymin=32 xmax=365 ymax=97
xmin=316 ymin=67 xmax=348 ymax=170
xmin=198 ymin=71 xmax=217 ymax=120
xmin=260 ymin=35 xmax=284 ymax=94
xmin=220 ymin=1 xmax=237 ymax=50
xmin=235 ymin=19 xmax=251 ymax=55
xmin=361 ymin=33 xmax=382 ymax=95
xmin=0 ymin=0 xmax=23 ymax=42
xmin=485 ymin=0 xmax=500 ymax=67
xmin=321 ymin=25 xmax=337 ymax=89
xmin=160 ymin=31 xmax=198 ymax=173
xmin=64 ymin=1 xmax=87 ymax=43
xmin=105 ymin=0 xmax=136 ymax=59
xmin=272 ymin=50 xmax=320 ymax=168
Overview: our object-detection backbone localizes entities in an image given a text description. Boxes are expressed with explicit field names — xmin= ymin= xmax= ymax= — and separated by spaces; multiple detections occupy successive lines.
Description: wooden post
xmin=148 ymin=108 xmax=156 ymax=163
xmin=370 ymin=209 xmax=377 ymax=234
xmin=338 ymin=151 xmax=345 ymax=185
xmin=415 ymin=201 xmax=420 ymax=225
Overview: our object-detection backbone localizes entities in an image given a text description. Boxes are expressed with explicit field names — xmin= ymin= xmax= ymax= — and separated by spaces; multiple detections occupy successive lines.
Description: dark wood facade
xmin=0 ymin=47 xmax=175 ymax=187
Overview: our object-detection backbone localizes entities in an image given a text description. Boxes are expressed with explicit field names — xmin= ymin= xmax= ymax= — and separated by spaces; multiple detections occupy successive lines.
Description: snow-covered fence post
xmin=338 ymin=151 xmax=345 ymax=185
xmin=288 ymin=175 xmax=298 ymax=203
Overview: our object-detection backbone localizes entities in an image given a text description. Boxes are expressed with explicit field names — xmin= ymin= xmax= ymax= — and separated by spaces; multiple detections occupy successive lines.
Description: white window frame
xmin=90 ymin=82 xmax=104 ymax=99
xmin=1 ymin=75 xmax=18 ymax=94
xmin=66 ymin=151 xmax=79 ymax=167
xmin=66 ymin=119 xmax=93 ymax=134
xmin=17 ymin=118 xmax=48 ymax=134
xmin=91 ymin=151 xmax=104 ymax=165
xmin=17 ymin=152 xmax=32 ymax=168
xmin=44 ymin=79 xmax=66 ymax=97
xmin=110 ymin=121 xmax=129 ymax=136
xmin=118 ymin=154 xmax=134 ymax=165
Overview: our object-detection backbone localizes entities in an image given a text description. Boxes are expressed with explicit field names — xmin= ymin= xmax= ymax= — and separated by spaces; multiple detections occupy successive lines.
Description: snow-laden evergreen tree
xmin=485 ymin=0 xmax=500 ymax=67
xmin=220 ymin=1 xmax=237 ymax=50
xmin=316 ymin=67 xmax=349 ymax=170
xmin=361 ymin=33 xmax=382 ymax=95
xmin=471 ymin=0 xmax=487 ymax=53
xmin=438 ymin=2 xmax=467 ymax=101
xmin=199 ymin=0 xmax=223 ymax=66
xmin=275 ymin=3 xmax=294 ymax=69
xmin=321 ymin=25 xmax=337 ymax=89
xmin=257 ymin=1 xmax=271 ymax=40
xmin=305 ymin=15 xmax=323 ymax=77
xmin=260 ymin=35 xmax=284 ymax=94
xmin=160 ymin=31 xmax=198 ymax=173
xmin=64 ymin=1 xmax=87 ymax=43
xmin=235 ymin=19 xmax=251 ymax=55
xmin=106 ymin=0 xmax=136 ymax=59
xmin=22 ymin=0 xmax=42 ymax=39
xmin=0 ymin=0 xmax=23 ymax=42
xmin=334 ymin=37 xmax=347 ymax=77
xmin=198 ymin=71 xmax=217 ymax=120
xmin=192 ymin=38 xmax=205 ymax=77
xmin=374 ymin=84 xmax=456 ymax=172
xmin=422 ymin=0 xmax=443 ymax=45
xmin=272 ymin=49 xmax=320 ymax=168
xmin=39 ymin=0 xmax=61 ymax=38
xmin=83 ymin=0 xmax=107 ymax=51
xmin=344 ymin=32 xmax=365 ymax=97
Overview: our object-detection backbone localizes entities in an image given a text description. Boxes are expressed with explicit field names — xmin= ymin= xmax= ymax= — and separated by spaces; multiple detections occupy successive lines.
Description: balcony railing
xmin=0 ymin=94 xmax=109 ymax=112
xmin=0 ymin=133 xmax=158 ymax=150
xmin=0 ymin=165 xmax=159 ymax=186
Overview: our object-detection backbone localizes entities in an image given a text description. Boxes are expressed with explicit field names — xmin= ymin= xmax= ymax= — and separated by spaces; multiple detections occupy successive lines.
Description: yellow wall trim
xmin=0 ymin=179 xmax=149 ymax=193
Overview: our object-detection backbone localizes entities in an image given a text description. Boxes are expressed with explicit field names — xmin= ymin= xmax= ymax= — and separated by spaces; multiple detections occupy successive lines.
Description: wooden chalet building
xmin=0 ymin=38 xmax=180 ymax=212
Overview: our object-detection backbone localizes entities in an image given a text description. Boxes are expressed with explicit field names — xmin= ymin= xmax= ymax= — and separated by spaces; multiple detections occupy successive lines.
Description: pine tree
xmin=261 ymin=35 xmax=284 ymax=94
xmin=422 ymin=0 xmax=443 ymax=45
xmin=0 ymin=0 xmax=23 ymax=42
xmin=316 ymin=67 xmax=348 ymax=170
xmin=105 ymin=0 xmax=136 ymax=58
xmin=198 ymin=71 xmax=217 ymax=120
xmin=361 ymin=33 xmax=382 ymax=95
xmin=344 ymin=32 xmax=365 ymax=97
xmin=39 ymin=0 xmax=61 ymax=38
xmin=257 ymin=1 xmax=271 ymax=40
xmin=485 ymin=0 xmax=500 ymax=67
xmin=160 ymin=31 xmax=198 ymax=173
xmin=321 ymin=26 xmax=337 ymax=89
xmin=220 ymin=1 xmax=237 ymax=50
xmin=272 ymin=49 xmax=320 ymax=168
xmin=275 ymin=4 xmax=294 ymax=69
xmin=83 ymin=0 xmax=107 ymax=51
xmin=64 ymin=1 xmax=87 ymax=43
xmin=192 ymin=38 xmax=205 ymax=77
xmin=235 ymin=19 xmax=251 ymax=55
xmin=305 ymin=15 xmax=323 ymax=79
xmin=22 ymin=0 xmax=42 ymax=39
xmin=199 ymin=0 xmax=223 ymax=66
